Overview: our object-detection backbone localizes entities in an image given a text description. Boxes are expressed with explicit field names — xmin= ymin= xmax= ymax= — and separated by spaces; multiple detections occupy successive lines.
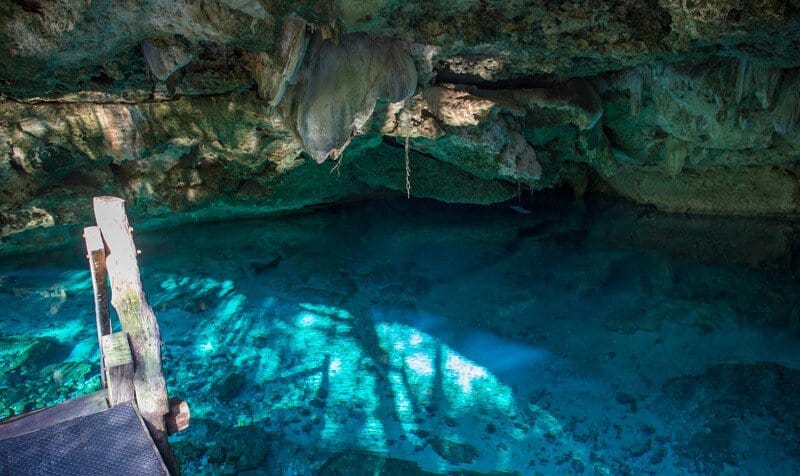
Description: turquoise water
xmin=1 ymin=197 xmax=799 ymax=475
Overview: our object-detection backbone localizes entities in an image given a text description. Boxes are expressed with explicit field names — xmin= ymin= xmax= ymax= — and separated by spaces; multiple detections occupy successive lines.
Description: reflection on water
xmin=1 ymin=197 xmax=799 ymax=474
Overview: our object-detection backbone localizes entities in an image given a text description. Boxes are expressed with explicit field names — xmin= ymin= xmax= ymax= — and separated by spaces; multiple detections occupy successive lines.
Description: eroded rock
xmin=142 ymin=39 xmax=194 ymax=81
xmin=281 ymin=32 xmax=418 ymax=163
xmin=1 ymin=1 xmax=800 ymax=242
xmin=245 ymin=14 xmax=310 ymax=106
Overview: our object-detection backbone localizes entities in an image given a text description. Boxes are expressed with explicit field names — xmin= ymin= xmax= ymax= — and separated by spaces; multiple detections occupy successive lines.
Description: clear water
xmin=1 ymin=197 xmax=799 ymax=475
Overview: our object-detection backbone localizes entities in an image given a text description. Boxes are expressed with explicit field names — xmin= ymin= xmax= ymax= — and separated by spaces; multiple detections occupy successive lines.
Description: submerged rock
xmin=213 ymin=371 xmax=248 ymax=402
xmin=661 ymin=362 xmax=800 ymax=475
xmin=319 ymin=450 xmax=435 ymax=476
xmin=428 ymin=436 xmax=479 ymax=465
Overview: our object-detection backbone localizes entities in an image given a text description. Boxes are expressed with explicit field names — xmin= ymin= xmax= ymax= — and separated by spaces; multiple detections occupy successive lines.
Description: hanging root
xmin=330 ymin=157 xmax=344 ymax=175
xmin=405 ymin=136 xmax=411 ymax=198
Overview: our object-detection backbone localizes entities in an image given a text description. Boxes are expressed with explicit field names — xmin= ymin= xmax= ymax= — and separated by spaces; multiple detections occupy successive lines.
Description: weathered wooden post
xmin=100 ymin=332 xmax=136 ymax=406
xmin=83 ymin=226 xmax=111 ymax=388
xmin=84 ymin=222 xmax=169 ymax=413
xmin=92 ymin=196 xmax=178 ymax=473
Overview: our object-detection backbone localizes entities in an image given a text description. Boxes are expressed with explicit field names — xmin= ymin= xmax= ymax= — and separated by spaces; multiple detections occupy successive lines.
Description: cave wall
xmin=2 ymin=0 xmax=800 ymax=243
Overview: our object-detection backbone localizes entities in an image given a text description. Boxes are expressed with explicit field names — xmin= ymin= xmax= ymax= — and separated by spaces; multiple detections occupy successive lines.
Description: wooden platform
xmin=0 ymin=196 xmax=189 ymax=475
xmin=0 ymin=401 xmax=168 ymax=475
xmin=0 ymin=391 xmax=109 ymax=442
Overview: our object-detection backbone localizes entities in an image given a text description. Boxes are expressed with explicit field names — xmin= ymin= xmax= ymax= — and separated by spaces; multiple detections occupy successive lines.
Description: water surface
xmin=1 ymin=197 xmax=799 ymax=475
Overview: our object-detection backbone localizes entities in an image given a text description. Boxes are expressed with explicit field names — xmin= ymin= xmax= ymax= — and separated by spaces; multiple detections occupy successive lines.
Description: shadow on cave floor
xmin=0 ymin=195 xmax=799 ymax=474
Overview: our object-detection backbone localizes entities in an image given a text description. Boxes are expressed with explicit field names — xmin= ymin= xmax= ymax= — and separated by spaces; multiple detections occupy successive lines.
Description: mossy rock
xmin=319 ymin=450 xmax=435 ymax=476
xmin=214 ymin=371 xmax=248 ymax=402
xmin=428 ymin=436 xmax=480 ymax=465
xmin=4 ymin=335 xmax=72 ymax=373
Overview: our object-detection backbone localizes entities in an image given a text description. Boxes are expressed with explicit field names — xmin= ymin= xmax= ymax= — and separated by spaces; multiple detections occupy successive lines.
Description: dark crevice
xmin=89 ymin=72 xmax=115 ymax=87
xmin=381 ymin=136 xmax=408 ymax=150
xmin=8 ymin=155 xmax=26 ymax=174
xmin=433 ymin=68 xmax=561 ymax=90
xmin=2 ymin=89 xmax=242 ymax=106
xmin=10 ymin=0 xmax=43 ymax=15
xmin=108 ymin=161 xmax=126 ymax=187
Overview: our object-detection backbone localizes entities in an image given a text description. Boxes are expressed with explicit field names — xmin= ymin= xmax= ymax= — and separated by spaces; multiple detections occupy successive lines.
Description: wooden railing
xmin=84 ymin=196 xmax=189 ymax=474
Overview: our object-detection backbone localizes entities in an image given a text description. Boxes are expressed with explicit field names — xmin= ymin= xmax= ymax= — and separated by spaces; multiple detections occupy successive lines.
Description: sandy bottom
xmin=1 ymin=197 xmax=799 ymax=475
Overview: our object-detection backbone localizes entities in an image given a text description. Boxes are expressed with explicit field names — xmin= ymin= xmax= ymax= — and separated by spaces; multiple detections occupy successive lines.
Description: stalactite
xmin=734 ymin=57 xmax=753 ymax=104
xmin=753 ymin=64 xmax=782 ymax=109
xmin=773 ymin=71 xmax=800 ymax=135
xmin=733 ymin=57 xmax=781 ymax=108
xmin=290 ymin=33 xmax=418 ymax=163
xmin=656 ymin=64 xmax=694 ymax=92
xmin=624 ymin=69 xmax=644 ymax=116
xmin=663 ymin=137 xmax=688 ymax=177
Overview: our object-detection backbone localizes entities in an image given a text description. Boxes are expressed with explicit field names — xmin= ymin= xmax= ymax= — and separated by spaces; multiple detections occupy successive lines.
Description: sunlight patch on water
xmin=58 ymin=270 xmax=92 ymax=294
xmin=445 ymin=353 xmax=488 ymax=395
xmin=299 ymin=303 xmax=352 ymax=320
xmin=217 ymin=293 xmax=246 ymax=320
xmin=405 ymin=352 xmax=433 ymax=376
xmin=253 ymin=348 xmax=280 ymax=384
xmin=388 ymin=370 xmax=416 ymax=428
xmin=7 ymin=200 xmax=795 ymax=474
xmin=199 ymin=340 xmax=215 ymax=353
xmin=298 ymin=312 xmax=317 ymax=327
xmin=329 ymin=356 xmax=342 ymax=376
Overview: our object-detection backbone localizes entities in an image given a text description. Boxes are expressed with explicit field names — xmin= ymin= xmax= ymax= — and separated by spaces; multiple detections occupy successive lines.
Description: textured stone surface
xmin=2 ymin=0 xmax=800 ymax=241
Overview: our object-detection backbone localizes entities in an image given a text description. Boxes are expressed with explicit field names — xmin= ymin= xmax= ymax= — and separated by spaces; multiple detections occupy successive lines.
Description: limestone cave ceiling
xmin=1 ymin=0 xmax=800 ymax=241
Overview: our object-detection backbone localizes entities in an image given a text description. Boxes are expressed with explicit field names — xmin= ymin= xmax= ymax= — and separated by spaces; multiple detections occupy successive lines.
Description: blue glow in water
xmin=0 ymin=198 xmax=799 ymax=475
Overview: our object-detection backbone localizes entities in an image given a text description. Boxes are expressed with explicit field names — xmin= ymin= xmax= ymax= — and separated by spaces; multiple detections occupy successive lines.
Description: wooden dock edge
xmin=1 ymin=196 xmax=190 ymax=475
xmin=0 ymin=391 xmax=109 ymax=442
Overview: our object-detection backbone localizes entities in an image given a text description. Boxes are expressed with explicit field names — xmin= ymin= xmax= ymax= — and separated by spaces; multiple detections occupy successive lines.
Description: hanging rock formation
xmin=1 ymin=0 xmax=800 ymax=247
xmin=280 ymin=31 xmax=418 ymax=163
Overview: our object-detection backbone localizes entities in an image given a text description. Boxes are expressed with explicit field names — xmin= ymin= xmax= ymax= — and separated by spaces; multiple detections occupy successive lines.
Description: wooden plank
xmin=166 ymin=398 xmax=190 ymax=435
xmin=92 ymin=196 xmax=177 ymax=473
xmin=84 ymin=225 xmax=111 ymax=388
xmin=102 ymin=332 xmax=136 ymax=406
xmin=0 ymin=391 xmax=109 ymax=441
